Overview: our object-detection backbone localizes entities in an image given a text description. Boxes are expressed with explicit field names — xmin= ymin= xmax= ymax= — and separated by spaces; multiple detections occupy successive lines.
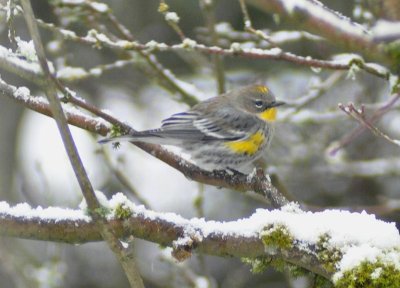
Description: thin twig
xmin=200 ymin=0 xmax=226 ymax=93
xmin=284 ymin=71 xmax=344 ymax=118
xmin=101 ymin=5 xmax=199 ymax=106
xmin=35 ymin=20 xmax=391 ymax=80
xmin=20 ymin=0 xmax=99 ymax=213
xmin=239 ymin=0 xmax=277 ymax=46
xmin=338 ymin=101 xmax=400 ymax=147
xmin=330 ymin=93 xmax=400 ymax=155
xmin=158 ymin=1 xmax=186 ymax=41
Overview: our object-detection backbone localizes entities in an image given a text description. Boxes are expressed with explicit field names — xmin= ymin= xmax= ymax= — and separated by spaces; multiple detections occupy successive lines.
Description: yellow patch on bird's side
xmin=225 ymin=131 xmax=264 ymax=155
xmin=258 ymin=108 xmax=277 ymax=122
xmin=256 ymin=85 xmax=269 ymax=93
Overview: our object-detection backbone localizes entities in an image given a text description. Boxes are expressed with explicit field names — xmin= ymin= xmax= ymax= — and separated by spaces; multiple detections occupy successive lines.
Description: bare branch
xmin=338 ymin=102 xmax=400 ymax=147
xmin=330 ymin=93 xmax=400 ymax=155
xmin=200 ymin=0 xmax=226 ymax=93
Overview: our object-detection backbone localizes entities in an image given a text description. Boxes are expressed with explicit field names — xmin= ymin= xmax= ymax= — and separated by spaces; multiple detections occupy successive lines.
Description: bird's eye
xmin=254 ymin=100 xmax=264 ymax=108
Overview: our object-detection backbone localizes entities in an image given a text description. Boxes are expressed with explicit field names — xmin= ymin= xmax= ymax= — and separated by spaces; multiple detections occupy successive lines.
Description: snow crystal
xmin=16 ymin=37 xmax=38 ymax=62
xmin=61 ymin=0 xmax=84 ymax=4
xmin=271 ymin=31 xmax=323 ymax=43
xmin=246 ymin=167 xmax=258 ymax=182
xmin=230 ymin=42 xmax=242 ymax=52
xmin=14 ymin=86 xmax=31 ymax=100
xmin=58 ymin=28 xmax=77 ymax=39
xmin=254 ymin=47 xmax=282 ymax=56
xmin=173 ymin=235 xmax=193 ymax=247
xmin=331 ymin=53 xmax=363 ymax=65
xmin=182 ymin=38 xmax=197 ymax=48
xmin=89 ymin=67 xmax=102 ymax=76
xmin=145 ymin=40 xmax=159 ymax=50
xmin=57 ymin=66 xmax=88 ymax=80
xmin=0 ymin=45 xmax=41 ymax=74
xmin=165 ymin=12 xmax=179 ymax=23
xmin=214 ymin=22 xmax=232 ymax=34
xmin=371 ymin=267 xmax=382 ymax=279
xmin=89 ymin=2 xmax=109 ymax=13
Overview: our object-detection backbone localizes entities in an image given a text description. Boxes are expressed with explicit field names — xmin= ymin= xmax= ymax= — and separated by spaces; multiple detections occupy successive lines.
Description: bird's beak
xmin=271 ymin=101 xmax=285 ymax=107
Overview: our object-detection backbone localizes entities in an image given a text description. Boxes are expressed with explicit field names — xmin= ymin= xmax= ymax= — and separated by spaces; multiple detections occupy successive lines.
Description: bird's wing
xmin=156 ymin=106 xmax=256 ymax=141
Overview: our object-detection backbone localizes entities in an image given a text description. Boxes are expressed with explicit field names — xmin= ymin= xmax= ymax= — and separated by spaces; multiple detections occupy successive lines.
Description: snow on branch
xmin=247 ymin=0 xmax=379 ymax=57
xmin=35 ymin=20 xmax=391 ymax=80
xmin=0 ymin=77 xmax=111 ymax=135
xmin=1 ymin=192 xmax=399 ymax=285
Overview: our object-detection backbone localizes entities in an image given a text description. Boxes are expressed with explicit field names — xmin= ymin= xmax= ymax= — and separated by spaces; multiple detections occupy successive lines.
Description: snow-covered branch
xmin=37 ymin=21 xmax=390 ymax=79
xmin=246 ymin=0 xmax=383 ymax=60
xmin=1 ymin=193 xmax=399 ymax=285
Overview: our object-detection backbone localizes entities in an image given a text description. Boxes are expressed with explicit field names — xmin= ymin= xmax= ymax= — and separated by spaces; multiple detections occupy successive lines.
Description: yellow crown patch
xmin=256 ymin=85 xmax=269 ymax=93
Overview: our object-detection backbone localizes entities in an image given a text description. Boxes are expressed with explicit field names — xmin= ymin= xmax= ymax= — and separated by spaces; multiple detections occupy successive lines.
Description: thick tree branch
xmin=0 ymin=194 xmax=398 ymax=284
xmin=0 ymin=202 xmax=330 ymax=279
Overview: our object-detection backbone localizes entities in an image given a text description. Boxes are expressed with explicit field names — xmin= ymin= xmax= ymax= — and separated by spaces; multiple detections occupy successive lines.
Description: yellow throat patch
xmin=258 ymin=108 xmax=277 ymax=122
xmin=225 ymin=131 xmax=264 ymax=155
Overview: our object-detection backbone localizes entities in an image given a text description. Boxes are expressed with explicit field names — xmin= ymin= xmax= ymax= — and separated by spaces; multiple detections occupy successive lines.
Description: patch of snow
xmin=79 ymin=190 xmax=110 ymax=211
xmin=182 ymin=38 xmax=197 ymax=48
xmin=214 ymin=22 xmax=232 ymax=34
xmin=0 ymin=201 xmax=90 ymax=222
xmin=57 ymin=66 xmax=88 ymax=80
xmin=165 ymin=12 xmax=179 ymax=23
xmin=16 ymin=37 xmax=37 ymax=62
xmin=89 ymin=2 xmax=108 ymax=13
xmin=194 ymin=276 xmax=210 ymax=288
xmin=372 ymin=20 xmax=400 ymax=40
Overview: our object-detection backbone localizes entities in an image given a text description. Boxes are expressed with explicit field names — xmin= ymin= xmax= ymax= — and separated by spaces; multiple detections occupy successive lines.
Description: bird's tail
xmin=98 ymin=130 xmax=163 ymax=145
xmin=98 ymin=135 xmax=133 ymax=144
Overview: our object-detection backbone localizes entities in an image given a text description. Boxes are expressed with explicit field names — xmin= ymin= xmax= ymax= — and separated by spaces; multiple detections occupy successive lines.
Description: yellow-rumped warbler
xmin=99 ymin=84 xmax=285 ymax=170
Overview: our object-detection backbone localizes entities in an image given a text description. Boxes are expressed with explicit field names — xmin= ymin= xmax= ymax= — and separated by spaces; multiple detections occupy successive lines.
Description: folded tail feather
xmin=98 ymin=130 xmax=164 ymax=144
